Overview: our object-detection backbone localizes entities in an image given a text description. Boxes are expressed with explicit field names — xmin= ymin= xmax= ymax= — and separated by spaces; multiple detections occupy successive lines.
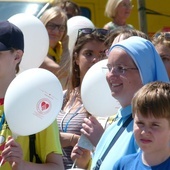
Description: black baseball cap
xmin=0 ymin=21 xmax=24 ymax=51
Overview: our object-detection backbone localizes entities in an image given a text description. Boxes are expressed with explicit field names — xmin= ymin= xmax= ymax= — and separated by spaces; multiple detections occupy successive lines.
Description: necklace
xmin=60 ymin=87 xmax=84 ymax=132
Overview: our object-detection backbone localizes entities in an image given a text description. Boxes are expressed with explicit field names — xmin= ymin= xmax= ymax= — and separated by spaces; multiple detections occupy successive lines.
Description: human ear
xmin=14 ymin=50 xmax=23 ymax=63
xmin=74 ymin=52 xmax=79 ymax=65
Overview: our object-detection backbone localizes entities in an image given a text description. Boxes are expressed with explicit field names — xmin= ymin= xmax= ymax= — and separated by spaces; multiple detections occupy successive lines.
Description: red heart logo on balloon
xmin=41 ymin=101 xmax=49 ymax=111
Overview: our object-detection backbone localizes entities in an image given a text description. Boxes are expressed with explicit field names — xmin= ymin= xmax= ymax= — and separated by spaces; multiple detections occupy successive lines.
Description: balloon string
xmin=12 ymin=133 xmax=18 ymax=139
xmin=71 ymin=158 xmax=77 ymax=169
xmin=0 ymin=158 xmax=4 ymax=167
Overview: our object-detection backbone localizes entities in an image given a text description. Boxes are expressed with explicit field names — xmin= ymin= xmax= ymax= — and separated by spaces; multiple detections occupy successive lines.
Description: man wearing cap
xmin=0 ymin=21 xmax=64 ymax=170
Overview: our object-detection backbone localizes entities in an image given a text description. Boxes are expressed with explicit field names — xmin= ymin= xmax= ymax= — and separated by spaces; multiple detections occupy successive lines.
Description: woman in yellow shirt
xmin=40 ymin=6 xmax=71 ymax=90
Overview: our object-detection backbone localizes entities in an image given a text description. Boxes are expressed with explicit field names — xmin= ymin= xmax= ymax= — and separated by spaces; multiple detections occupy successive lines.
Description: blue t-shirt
xmin=113 ymin=151 xmax=170 ymax=170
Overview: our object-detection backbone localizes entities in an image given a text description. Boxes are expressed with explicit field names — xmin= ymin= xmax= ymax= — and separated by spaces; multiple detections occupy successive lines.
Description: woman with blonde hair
xmin=40 ymin=6 xmax=71 ymax=89
xmin=104 ymin=0 xmax=133 ymax=30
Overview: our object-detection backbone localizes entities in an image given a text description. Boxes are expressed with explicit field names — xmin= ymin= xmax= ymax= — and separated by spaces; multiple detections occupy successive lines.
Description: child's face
xmin=134 ymin=113 xmax=170 ymax=154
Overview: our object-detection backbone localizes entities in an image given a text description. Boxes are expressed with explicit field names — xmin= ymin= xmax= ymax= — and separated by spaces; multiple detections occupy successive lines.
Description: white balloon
xmin=8 ymin=13 xmax=49 ymax=73
xmin=81 ymin=59 xmax=120 ymax=117
xmin=67 ymin=16 xmax=95 ymax=56
xmin=4 ymin=68 xmax=63 ymax=137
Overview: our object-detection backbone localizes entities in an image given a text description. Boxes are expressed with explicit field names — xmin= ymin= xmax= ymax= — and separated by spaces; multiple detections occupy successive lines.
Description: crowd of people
xmin=0 ymin=0 xmax=170 ymax=170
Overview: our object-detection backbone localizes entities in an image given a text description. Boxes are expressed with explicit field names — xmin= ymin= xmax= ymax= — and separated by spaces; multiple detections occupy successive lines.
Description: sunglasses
xmin=153 ymin=32 xmax=170 ymax=41
xmin=78 ymin=28 xmax=109 ymax=37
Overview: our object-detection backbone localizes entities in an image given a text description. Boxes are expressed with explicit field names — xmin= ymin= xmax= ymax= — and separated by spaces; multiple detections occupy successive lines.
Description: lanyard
xmin=0 ymin=113 xmax=5 ymax=131
xmin=61 ymin=104 xmax=83 ymax=132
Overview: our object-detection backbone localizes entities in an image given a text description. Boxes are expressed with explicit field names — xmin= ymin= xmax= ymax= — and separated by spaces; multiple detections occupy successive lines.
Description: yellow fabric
xmin=97 ymin=114 xmax=118 ymax=130
xmin=106 ymin=114 xmax=118 ymax=126
xmin=0 ymin=103 xmax=62 ymax=170
xmin=48 ymin=41 xmax=63 ymax=63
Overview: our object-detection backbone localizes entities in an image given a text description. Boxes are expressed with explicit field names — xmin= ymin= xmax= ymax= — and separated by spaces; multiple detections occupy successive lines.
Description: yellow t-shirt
xmin=0 ymin=101 xmax=62 ymax=169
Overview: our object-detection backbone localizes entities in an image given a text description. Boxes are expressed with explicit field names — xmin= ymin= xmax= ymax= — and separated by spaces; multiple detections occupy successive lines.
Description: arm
xmin=1 ymin=138 xmax=64 ymax=170
xmin=81 ymin=116 xmax=104 ymax=147
xmin=60 ymin=132 xmax=80 ymax=148
xmin=39 ymin=56 xmax=60 ymax=74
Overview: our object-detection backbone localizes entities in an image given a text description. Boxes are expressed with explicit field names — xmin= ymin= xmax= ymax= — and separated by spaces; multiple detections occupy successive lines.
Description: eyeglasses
xmin=102 ymin=65 xmax=138 ymax=75
xmin=78 ymin=28 xmax=109 ymax=37
xmin=153 ymin=32 xmax=170 ymax=41
xmin=46 ymin=22 xmax=66 ymax=32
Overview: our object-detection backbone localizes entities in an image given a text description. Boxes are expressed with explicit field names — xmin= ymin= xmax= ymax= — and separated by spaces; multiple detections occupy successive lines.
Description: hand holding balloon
xmin=0 ymin=137 xmax=23 ymax=167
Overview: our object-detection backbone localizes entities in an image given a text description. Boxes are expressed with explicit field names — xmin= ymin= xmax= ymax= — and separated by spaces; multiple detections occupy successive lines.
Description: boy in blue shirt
xmin=113 ymin=81 xmax=170 ymax=170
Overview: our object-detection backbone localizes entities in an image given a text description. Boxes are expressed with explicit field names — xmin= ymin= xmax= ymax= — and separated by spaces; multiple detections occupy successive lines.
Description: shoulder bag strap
xmin=29 ymin=134 xmax=42 ymax=163
xmin=93 ymin=115 xmax=133 ymax=170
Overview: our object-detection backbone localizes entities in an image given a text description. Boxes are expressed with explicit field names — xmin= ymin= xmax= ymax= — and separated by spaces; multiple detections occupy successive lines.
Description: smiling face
xmin=75 ymin=40 xmax=106 ymax=83
xmin=134 ymin=113 xmax=170 ymax=155
xmin=106 ymin=48 xmax=142 ymax=107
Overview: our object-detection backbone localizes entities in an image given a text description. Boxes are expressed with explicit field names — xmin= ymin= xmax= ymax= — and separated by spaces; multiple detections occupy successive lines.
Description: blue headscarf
xmin=109 ymin=36 xmax=169 ymax=84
